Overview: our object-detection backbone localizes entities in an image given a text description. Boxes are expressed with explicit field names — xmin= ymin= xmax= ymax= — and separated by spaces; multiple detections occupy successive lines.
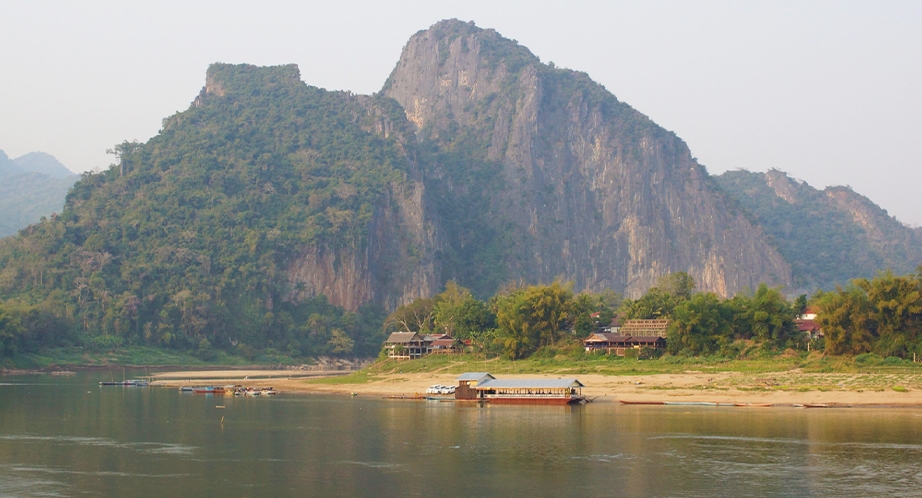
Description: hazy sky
xmin=2 ymin=1 xmax=920 ymax=225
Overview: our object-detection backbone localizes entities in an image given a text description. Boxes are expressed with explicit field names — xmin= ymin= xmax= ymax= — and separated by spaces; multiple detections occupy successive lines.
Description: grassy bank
xmin=352 ymin=351 xmax=922 ymax=378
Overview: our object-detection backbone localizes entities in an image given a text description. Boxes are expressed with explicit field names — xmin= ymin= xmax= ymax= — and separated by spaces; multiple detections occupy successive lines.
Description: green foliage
xmin=569 ymin=290 xmax=619 ymax=338
xmin=0 ymin=303 xmax=25 ymax=356
xmin=714 ymin=170 xmax=922 ymax=290
xmin=727 ymin=284 xmax=797 ymax=346
xmin=620 ymin=272 xmax=696 ymax=320
xmin=0 ymin=64 xmax=404 ymax=359
xmin=667 ymin=293 xmax=732 ymax=355
xmin=815 ymin=270 xmax=922 ymax=357
xmin=432 ymin=281 xmax=495 ymax=338
xmin=493 ymin=281 xmax=573 ymax=359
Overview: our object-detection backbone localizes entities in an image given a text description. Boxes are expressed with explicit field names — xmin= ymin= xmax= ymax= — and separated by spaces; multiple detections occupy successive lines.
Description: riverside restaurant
xmin=455 ymin=372 xmax=586 ymax=405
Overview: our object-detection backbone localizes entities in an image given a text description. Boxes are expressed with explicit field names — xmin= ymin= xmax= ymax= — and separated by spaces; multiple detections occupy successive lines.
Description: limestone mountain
xmin=715 ymin=169 xmax=922 ymax=291
xmin=0 ymin=20 xmax=797 ymax=356
xmin=0 ymin=64 xmax=432 ymax=355
xmin=382 ymin=20 xmax=791 ymax=298
xmin=0 ymin=150 xmax=77 ymax=238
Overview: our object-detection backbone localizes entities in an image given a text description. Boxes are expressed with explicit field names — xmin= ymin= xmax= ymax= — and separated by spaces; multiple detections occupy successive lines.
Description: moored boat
xmin=100 ymin=380 xmax=148 ymax=386
xmin=469 ymin=377 xmax=586 ymax=405
xmin=663 ymin=401 xmax=717 ymax=406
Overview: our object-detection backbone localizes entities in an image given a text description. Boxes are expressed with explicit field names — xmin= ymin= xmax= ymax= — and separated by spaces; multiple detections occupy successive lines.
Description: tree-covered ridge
xmin=715 ymin=169 xmax=922 ymax=291
xmin=0 ymin=63 xmax=418 ymax=358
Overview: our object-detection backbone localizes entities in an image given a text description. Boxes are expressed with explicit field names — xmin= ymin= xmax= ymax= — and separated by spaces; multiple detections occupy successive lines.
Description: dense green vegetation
xmin=0 ymin=64 xmax=405 ymax=361
xmin=715 ymin=169 xmax=922 ymax=290
xmin=385 ymin=269 xmax=922 ymax=363
xmin=814 ymin=268 xmax=922 ymax=358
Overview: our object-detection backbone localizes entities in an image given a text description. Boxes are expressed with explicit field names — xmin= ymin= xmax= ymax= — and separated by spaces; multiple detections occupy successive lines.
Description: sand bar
xmin=149 ymin=369 xmax=922 ymax=407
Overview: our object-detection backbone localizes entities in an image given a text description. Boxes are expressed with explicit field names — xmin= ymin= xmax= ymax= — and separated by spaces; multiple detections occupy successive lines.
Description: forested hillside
xmin=715 ymin=169 xmax=922 ymax=291
xmin=0 ymin=64 xmax=428 ymax=358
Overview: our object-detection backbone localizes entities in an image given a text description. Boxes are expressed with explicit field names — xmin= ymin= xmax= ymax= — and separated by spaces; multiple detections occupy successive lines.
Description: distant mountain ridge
xmin=0 ymin=149 xmax=77 ymax=237
xmin=715 ymin=169 xmax=922 ymax=291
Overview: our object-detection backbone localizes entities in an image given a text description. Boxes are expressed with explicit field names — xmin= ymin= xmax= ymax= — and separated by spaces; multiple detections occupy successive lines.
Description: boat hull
xmin=485 ymin=397 xmax=585 ymax=405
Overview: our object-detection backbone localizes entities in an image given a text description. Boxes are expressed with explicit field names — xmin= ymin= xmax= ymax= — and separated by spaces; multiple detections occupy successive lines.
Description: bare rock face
xmin=284 ymin=179 xmax=442 ymax=311
xmin=382 ymin=20 xmax=791 ymax=297
xmin=280 ymin=93 xmax=443 ymax=311
xmin=824 ymin=186 xmax=922 ymax=274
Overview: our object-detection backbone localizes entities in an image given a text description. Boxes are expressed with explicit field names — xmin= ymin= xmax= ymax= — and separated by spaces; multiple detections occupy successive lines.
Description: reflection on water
xmin=1 ymin=371 xmax=921 ymax=497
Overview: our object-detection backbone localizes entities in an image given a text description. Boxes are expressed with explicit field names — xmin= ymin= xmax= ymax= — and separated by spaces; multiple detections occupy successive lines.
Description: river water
xmin=1 ymin=370 xmax=921 ymax=497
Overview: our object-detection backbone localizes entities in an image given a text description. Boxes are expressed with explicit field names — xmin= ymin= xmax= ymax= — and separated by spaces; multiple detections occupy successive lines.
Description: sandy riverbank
xmin=149 ymin=369 xmax=922 ymax=407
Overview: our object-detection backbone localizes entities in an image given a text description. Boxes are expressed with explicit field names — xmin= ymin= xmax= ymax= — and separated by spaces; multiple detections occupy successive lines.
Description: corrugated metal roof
xmin=586 ymin=334 xmax=632 ymax=342
xmin=476 ymin=378 xmax=584 ymax=389
xmin=384 ymin=332 xmax=422 ymax=343
xmin=457 ymin=372 xmax=494 ymax=381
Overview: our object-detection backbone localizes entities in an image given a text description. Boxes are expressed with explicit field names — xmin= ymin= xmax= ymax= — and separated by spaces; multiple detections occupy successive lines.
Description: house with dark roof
xmin=383 ymin=332 xmax=426 ymax=359
xmin=583 ymin=332 xmax=666 ymax=355
xmin=384 ymin=332 xmax=459 ymax=359
xmin=795 ymin=307 xmax=822 ymax=340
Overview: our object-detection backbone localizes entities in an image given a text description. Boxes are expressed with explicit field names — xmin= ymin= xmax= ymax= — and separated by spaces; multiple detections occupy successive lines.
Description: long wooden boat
xmin=192 ymin=386 xmax=227 ymax=394
xmin=734 ymin=402 xmax=773 ymax=407
xmin=382 ymin=394 xmax=426 ymax=400
xmin=663 ymin=401 xmax=718 ymax=406
xmin=619 ymin=400 xmax=665 ymax=405
xmin=484 ymin=396 xmax=586 ymax=405
xmin=100 ymin=380 xmax=148 ymax=386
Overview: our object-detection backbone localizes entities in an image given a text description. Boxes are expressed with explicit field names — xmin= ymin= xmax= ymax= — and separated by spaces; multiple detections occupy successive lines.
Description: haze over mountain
xmin=0 ymin=150 xmax=77 ymax=237
xmin=0 ymin=20 xmax=915 ymax=356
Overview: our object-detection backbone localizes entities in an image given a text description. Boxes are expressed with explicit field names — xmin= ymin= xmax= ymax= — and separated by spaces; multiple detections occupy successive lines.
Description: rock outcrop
xmin=382 ymin=20 xmax=791 ymax=297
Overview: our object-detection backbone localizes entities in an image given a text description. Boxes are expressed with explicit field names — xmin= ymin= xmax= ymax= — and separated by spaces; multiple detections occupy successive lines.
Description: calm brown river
xmin=1 ymin=370 xmax=921 ymax=497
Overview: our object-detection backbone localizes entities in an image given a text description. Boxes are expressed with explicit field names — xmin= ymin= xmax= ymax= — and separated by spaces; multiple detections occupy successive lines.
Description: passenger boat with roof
xmin=455 ymin=373 xmax=587 ymax=405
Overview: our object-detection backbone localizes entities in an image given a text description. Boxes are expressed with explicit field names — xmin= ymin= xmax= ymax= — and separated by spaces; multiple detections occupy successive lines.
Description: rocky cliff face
xmin=284 ymin=178 xmax=443 ymax=311
xmin=382 ymin=20 xmax=791 ymax=297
